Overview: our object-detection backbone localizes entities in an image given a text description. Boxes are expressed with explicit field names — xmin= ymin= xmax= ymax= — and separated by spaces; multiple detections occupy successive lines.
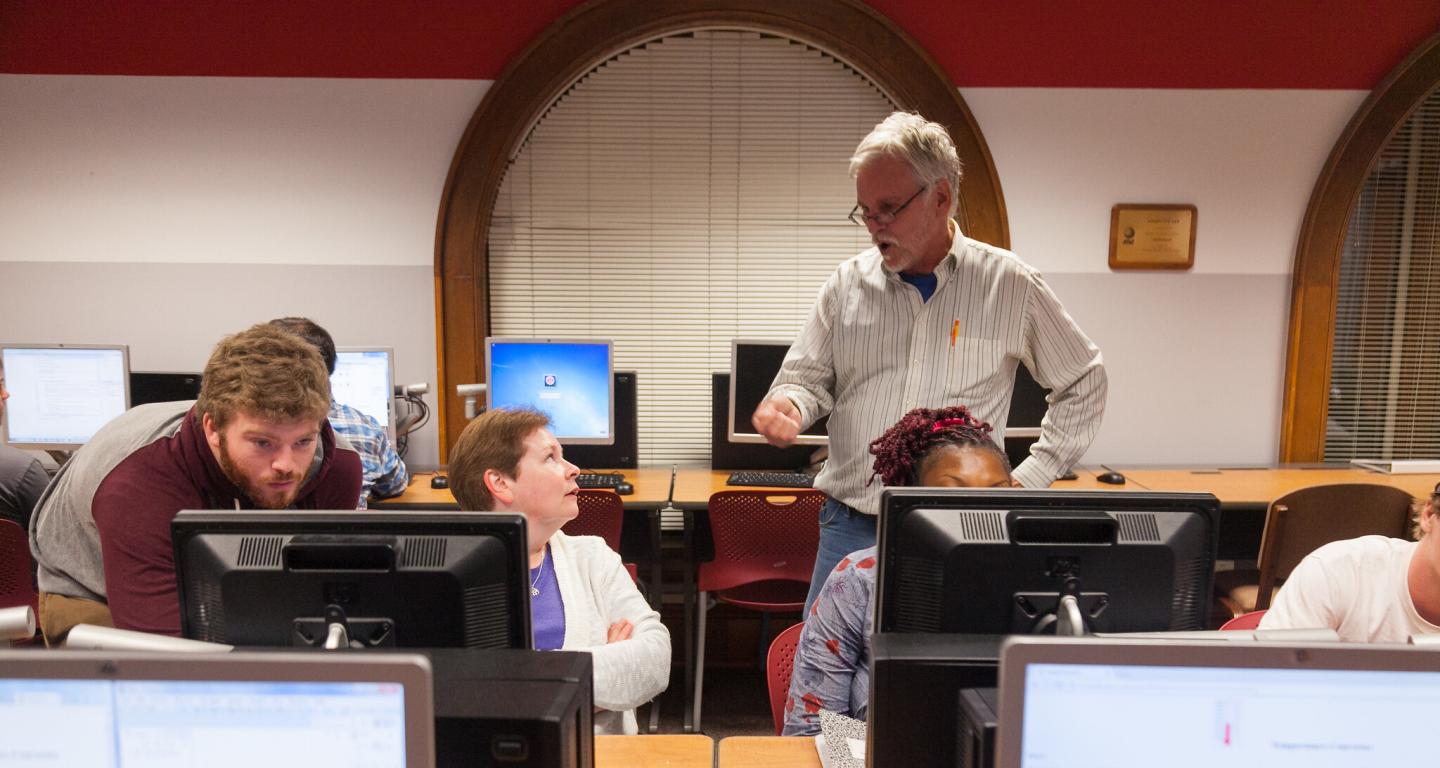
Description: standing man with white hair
xmin=752 ymin=112 xmax=1108 ymax=610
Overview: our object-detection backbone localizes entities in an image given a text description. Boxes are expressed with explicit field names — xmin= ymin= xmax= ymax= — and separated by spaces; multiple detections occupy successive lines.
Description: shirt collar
xmin=881 ymin=220 xmax=964 ymax=286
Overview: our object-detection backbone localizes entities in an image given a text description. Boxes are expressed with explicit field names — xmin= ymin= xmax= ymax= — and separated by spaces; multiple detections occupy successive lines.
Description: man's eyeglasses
xmin=849 ymin=185 xmax=927 ymax=226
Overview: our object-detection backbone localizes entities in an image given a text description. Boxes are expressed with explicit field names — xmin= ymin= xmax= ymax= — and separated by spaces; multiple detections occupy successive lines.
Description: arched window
xmin=435 ymin=0 xmax=1007 ymax=458
xmin=1283 ymin=29 xmax=1440 ymax=461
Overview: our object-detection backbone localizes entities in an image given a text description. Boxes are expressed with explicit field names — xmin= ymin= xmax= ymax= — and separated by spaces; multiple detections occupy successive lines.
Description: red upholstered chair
xmin=0 ymin=519 xmax=38 ymax=643
xmin=691 ymin=490 xmax=823 ymax=732
xmin=1219 ymin=610 xmax=1267 ymax=631
xmin=563 ymin=489 xmax=638 ymax=581
xmin=766 ymin=621 xmax=806 ymax=735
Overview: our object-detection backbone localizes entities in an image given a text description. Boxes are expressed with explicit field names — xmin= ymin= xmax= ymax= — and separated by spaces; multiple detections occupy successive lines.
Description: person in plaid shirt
xmin=782 ymin=405 xmax=1017 ymax=735
xmin=269 ymin=318 xmax=408 ymax=508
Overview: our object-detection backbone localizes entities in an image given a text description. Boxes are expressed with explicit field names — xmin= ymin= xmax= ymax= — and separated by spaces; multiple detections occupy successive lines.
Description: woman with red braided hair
xmin=782 ymin=405 xmax=1016 ymax=735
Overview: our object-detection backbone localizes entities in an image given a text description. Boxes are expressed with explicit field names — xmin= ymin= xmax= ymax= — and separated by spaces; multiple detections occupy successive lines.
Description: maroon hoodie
xmin=91 ymin=408 xmax=362 ymax=636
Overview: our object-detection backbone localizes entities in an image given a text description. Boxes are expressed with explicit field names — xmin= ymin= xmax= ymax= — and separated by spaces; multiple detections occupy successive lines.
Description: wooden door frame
xmin=1281 ymin=28 xmax=1440 ymax=461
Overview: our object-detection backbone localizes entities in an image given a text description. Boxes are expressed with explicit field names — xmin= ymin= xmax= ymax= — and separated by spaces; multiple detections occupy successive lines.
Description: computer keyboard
xmin=726 ymin=471 xmax=816 ymax=488
xmin=576 ymin=472 xmax=626 ymax=489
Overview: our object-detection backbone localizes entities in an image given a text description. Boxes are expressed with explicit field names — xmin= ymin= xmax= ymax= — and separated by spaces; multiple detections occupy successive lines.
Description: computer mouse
xmin=614 ymin=482 xmax=634 ymax=496
xmin=430 ymin=474 xmax=450 ymax=490
xmin=1097 ymin=471 xmax=1126 ymax=485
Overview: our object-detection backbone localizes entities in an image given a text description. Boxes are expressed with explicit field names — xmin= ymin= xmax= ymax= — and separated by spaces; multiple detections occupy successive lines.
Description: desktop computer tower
xmin=868 ymin=633 xmax=1000 ymax=768
xmin=424 ymin=648 xmax=594 ymax=768
xmin=129 ymin=371 xmax=203 ymax=406
xmin=710 ymin=373 xmax=817 ymax=470
xmin=564 ymin=371 xmax=637 ymax=470
xmin=957 ymin=687 xmax=999 ymax=768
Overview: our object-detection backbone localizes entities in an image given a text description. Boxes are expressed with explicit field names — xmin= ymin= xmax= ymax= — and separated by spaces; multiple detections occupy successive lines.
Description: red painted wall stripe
xmin=2 ymin=0 xmax=1437 ymax=89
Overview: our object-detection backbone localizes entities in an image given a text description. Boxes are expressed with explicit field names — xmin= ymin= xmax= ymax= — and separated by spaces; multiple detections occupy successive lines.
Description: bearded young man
xmin=28 ymin=324 xmax=361 ymax=643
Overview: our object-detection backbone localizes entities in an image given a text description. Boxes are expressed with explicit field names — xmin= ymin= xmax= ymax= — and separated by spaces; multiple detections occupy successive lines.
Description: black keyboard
xmin=576 ymin=472 xmax=626 ymax=489
xmin=726 ymin=471 xmax=815 ymax=488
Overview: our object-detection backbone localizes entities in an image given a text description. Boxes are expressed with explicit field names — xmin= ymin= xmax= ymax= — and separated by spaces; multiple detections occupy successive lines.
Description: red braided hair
xmin=867 ymin=405 xmax=1009 ymax=487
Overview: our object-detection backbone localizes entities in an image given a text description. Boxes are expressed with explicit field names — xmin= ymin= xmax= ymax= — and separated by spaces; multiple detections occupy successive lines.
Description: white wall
xmin=0 ymin=74 xmax=1368 ymax=466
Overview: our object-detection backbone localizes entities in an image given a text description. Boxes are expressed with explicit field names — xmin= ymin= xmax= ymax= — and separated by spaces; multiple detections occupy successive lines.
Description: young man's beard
xmin=217 ymin=434 xmax=303 ymax=510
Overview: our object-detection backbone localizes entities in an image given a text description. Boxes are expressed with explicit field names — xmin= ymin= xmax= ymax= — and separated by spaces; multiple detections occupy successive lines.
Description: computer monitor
xmin=129 ymin=370 xmax=203 ymax=406
xmin=0 ymin=343 xmax=130 ymax=451
xmin=995 ymin=636 xmax=1440 ymax=768
xmin=1004 ymin=365 xmax=1048 ymax=467
xmin=485 ymin=337 xmax=614 ymax=445
xmin=876 ymin=489 xmax=1219 ymax=635
xmin=0 ymin=649 xmax=435 ymax=768
xmin=333 ymin=346 xmax=396 ymax=438
xmin=710 ymin=373 xmax=818 ymax=470
xmin=727 ymin=340 xmax=828 ymax=446
xmin=172 ymin=510 xmax=533 ymax=650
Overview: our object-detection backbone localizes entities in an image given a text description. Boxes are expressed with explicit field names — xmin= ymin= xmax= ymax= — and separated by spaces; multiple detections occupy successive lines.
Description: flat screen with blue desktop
xmin=1 ymin=344 xmax=130 ymax=451
xmin=485 ymin=338 xmax=614 ymax=445
xmin=333 ymin=347 xmax=395 ymax=437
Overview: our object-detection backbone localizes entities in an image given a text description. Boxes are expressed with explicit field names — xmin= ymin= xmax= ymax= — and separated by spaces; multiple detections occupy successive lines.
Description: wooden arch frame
xmin=433 ymin=0 xmax=1008 ymax=455
xmin=1280 ymin=28 xmax=1440 ymax=461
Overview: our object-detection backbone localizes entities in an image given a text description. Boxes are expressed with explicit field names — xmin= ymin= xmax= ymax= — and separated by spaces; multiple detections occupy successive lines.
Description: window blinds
xmin=489 ymin=30 xmax=897 ymax=465
xmin=1325 ymin=85 xmax=1440 ymax=460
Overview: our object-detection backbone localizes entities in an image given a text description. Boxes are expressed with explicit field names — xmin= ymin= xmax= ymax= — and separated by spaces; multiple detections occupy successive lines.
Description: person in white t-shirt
xmin=1259 ymin=483 xmax=1440 ymax=643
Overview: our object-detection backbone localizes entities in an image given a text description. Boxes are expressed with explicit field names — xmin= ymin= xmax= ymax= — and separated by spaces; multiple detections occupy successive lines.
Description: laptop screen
xmin=997 ymin=637 xmax=1440 ymax=767
xmin=0 ymin=652 xmax=432 ymax=767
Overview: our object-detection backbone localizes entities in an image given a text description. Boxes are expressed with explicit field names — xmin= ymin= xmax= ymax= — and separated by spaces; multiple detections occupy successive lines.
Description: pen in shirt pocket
xmin=950 ymin=319 xmax=960 ymax=348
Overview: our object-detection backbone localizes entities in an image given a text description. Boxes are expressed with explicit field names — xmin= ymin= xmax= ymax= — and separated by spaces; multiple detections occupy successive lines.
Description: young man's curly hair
xmin=195 ymin=324 xmax=331 ymax=430
xmin=867 ymin=405 xmax=1010 ymax=487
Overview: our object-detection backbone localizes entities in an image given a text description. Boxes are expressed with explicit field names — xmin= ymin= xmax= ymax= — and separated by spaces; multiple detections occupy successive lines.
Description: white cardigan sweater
xmin=547 ymin=530 xmax=671 ymax=734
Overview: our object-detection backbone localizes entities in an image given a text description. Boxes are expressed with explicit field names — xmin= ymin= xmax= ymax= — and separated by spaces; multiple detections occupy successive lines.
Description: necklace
xmin=530 ymin=550 xmax=546 ymax=597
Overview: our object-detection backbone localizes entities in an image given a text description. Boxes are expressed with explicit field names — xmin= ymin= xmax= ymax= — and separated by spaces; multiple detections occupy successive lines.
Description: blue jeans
xmin=804 ymin=497 xmax=878 ymax=614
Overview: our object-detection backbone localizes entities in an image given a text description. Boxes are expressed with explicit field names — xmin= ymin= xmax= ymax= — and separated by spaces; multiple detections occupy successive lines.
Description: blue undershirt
xmin=899 ymin=271 xmax=937 ymax=302
xmin=530 ymin=544 xmax=565 ymax=650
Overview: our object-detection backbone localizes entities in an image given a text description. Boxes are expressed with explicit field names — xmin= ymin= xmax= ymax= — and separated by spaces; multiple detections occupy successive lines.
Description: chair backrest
xmin=1255 ymin=483 xmax=1416 ymax=610
xmin=0 ymin=519 xmax=37 ymax=614
xmin=699 ymin=490 xmax=824 ymax=593
xmin=562 ymin=489 xmax=624 ymax=552
xmin=1219 ymin=609 xmax=1267 ymax=631
xmin=766 ymin=621 xmax=805 ymax=735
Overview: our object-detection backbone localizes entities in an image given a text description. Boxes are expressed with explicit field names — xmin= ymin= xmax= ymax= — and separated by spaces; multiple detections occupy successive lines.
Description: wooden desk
xmin=596 ymin=734 xmax=714 ymax=767
xmin=1112 ymin=466 xmax=1439 ymax=505
xmin=717 ymin=736 xmax=821 ymax=767
xmin=377 ymin=469 xmax=674 ymax=508
xmin=379 ymin=466 xmax=1438 ymax=510
xmin=1106 ymin=466 xmax=1440 ymax=561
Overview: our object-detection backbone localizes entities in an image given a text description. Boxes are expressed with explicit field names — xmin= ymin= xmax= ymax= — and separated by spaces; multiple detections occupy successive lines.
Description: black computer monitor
xmin=1003 ymin=364 xmax=1048 ymax=468
xmin=129 ymin=371 xmax=203 ymax=407
xmin=727 ymin=340 xmax=828 ymax=446
xmin=876 ymin=489 xmax=1219 ymax=634
xmin=485 ymin=337 xmax=614 ymax=446
xmin=172 ymin=511 xmax=533 ymax=649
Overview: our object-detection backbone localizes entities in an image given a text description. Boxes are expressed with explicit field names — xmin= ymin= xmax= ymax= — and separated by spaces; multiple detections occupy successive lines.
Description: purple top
xmin=530 ymin=544 xmax=566 ymax=650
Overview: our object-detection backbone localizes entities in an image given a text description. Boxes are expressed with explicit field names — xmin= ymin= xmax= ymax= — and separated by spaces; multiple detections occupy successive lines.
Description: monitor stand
xmin=1022 ymin=577 xmax=1102 ymax=636
xmin=293 ymin=605 xmax=396 ymax=649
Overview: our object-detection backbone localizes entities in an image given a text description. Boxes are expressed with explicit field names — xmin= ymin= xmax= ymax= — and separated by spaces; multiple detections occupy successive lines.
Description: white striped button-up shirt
xmin=768 ymin=228 xmax=1107 ymax=514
